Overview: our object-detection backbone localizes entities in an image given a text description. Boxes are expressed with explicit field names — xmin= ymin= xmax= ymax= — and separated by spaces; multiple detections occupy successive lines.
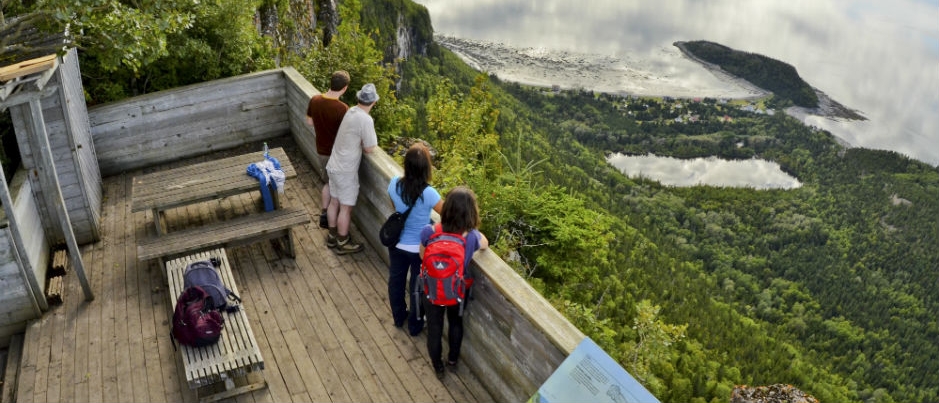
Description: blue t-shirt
xmin=388 ymin=176 xmax=441 ymax=251
xmin=419 ymin=224 xmax=483 ymax=270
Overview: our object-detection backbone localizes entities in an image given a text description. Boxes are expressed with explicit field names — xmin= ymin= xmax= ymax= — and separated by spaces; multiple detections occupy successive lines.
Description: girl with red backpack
xmin=419 ymin=186 xmax=489 ymax=380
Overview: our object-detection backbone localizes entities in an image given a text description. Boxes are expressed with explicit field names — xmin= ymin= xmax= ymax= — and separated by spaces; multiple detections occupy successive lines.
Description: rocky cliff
xmin=731 ymin=384 xmax=819 ymax=403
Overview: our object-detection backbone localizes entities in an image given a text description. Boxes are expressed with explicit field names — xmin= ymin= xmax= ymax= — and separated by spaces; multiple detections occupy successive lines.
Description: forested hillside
xmin=4 ymin=1 xmax=935 ymax=402
xmin=391 ymin=11 xmax=938 ymax=403
xmin=678 ymin=40 xmax=819 ymax=108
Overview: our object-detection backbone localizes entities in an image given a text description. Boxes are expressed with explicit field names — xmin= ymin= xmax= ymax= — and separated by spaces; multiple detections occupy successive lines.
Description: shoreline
xmin=436 ymin=35 xmax=769 ymax=100
xmin=436 ymin=35 xmax=879 ymax=157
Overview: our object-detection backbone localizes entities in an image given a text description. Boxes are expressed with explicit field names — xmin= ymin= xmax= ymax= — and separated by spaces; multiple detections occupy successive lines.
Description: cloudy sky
xmin=414 ymin=0 xmax=939 ymax=166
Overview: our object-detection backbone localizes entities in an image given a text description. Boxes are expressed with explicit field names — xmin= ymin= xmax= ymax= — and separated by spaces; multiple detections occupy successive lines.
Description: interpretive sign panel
xmin=530 ymin=337 xmax=660 ymax=403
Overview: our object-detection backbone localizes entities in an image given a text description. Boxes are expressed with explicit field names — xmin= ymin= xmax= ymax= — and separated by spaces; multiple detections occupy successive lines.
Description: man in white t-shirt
xmin=324 ymin=83 xmax=380 ymax=254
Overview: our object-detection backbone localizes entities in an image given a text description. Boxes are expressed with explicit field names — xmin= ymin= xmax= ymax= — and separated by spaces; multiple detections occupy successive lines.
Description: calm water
xmin=607 ymin=154 xmax=802 ymax=189
xmin=414 ymin=0 xmax=939 ymax=167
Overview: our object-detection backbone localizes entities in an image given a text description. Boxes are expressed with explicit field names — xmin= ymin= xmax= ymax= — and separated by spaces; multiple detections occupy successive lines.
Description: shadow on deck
xmin=13 ymin=137 xmax=493 ymax=403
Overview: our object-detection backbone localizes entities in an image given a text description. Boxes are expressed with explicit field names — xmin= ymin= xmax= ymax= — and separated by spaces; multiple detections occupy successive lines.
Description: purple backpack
xmin=183 ymin=258 xmax=241 ymax=312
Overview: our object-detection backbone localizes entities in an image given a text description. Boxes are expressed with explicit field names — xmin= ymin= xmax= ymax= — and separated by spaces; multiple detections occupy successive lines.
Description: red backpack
xmin=420 ymin=224 xmax=468 ymax=311
xmin=171 ymin=286 xmax=225 ymax=348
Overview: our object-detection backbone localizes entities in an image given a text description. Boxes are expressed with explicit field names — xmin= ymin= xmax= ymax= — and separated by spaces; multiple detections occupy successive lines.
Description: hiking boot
xmin=319 ymin=212 xmax=328 ymax=229
xmin=335 ymin=236 xmax=363 ymax=255
xmin=326 ymin=233 xmax=338 ymax=248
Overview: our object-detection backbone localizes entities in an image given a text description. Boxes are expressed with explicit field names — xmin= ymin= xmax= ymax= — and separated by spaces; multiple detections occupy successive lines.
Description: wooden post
xmin=0 ymin=150 xmax=46 ymax=314
xmin=28 ymin=97 xmax=94 ymax=301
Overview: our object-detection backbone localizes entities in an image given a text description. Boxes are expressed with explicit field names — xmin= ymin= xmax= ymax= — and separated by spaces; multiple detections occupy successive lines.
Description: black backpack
xmin=183 ymin=258 xmax=241 ymax=313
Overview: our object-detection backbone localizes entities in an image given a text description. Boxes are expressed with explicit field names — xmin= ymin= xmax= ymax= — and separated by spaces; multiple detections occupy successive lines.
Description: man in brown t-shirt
xmin=306 ymin=70 xmax=350 ymax=228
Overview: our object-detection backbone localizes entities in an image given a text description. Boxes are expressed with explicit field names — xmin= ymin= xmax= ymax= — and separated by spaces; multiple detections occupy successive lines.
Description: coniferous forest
xmin=2 ymin=1 xmax=937 ymax=402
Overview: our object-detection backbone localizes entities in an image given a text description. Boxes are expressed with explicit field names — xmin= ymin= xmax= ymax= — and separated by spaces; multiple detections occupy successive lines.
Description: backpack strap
xmin=399 ymin=183 xmax=429 ymax=221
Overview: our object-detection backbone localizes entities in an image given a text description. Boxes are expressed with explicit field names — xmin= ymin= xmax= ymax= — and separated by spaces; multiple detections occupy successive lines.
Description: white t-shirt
xmin=326 ymin=106 xmax=378 ymax=172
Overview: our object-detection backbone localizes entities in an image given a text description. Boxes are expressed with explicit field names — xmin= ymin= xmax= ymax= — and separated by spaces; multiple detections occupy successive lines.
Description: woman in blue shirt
xmin=387 ymin=143 xmax=443 ymax=335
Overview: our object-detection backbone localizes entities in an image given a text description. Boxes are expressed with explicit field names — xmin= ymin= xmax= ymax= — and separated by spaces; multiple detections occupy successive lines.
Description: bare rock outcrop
xmin=731 ymin=384 xmax=819 ymax=403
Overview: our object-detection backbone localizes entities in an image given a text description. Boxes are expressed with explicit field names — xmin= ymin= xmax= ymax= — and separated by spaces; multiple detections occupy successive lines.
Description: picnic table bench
xmin=166 ymin=248 xmax=266 ymax=402
xmin=137 ymin=207 xmax=310 ymax=261
xmin=133 ymin=146 xmax=310 ymax=262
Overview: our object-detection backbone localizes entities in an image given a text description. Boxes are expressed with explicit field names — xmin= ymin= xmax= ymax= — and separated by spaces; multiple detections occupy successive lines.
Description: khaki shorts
xmin=327 ymin=170 xmax=359 ymax=206
xmin=316 ymin=154 xmax=329 ymax=182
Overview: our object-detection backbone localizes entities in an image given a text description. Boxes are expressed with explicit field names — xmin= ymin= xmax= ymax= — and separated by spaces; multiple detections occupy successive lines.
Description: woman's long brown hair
xmin=397 ymin=143 xmax=433 ymax=206
xmin=440 ymin=186 xmax=480 ymax=234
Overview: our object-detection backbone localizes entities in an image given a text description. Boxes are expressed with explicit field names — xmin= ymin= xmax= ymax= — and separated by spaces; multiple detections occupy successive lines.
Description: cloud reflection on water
xmin=607 ymin=154 xmax=803 ymax=189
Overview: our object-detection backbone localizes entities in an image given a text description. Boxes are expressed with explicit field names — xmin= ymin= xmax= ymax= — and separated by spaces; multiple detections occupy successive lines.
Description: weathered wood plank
xmin=230 ymin=246 xmax=291 ymax=403
xmin=98 ymin=174 xmax=121 ymax=402
xmin=0 ymin=54 xmax=57 ymax=81
xmin=254 ymin=247 xmax=331 ymax=402
xmin=15 ymin=318 xmax=39 ymax=401
xmin=129 ymin=205 xmax=151 ymax=403
xmin=136 ymin=207 xmax=310 ymax=261
xmin=117 ymin=174 xmax=139 ymax=403
xmin=85 ymin=225 xmax=105 ymax=403
xmin=1 ymin=333 xmax=24 ymax=403
xmin=30 ymin=307 xmax=51 ymax=403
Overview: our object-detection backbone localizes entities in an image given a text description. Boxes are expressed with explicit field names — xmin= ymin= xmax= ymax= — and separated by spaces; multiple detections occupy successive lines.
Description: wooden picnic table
xmin=131 ymin=147 xmax=297 ymax=235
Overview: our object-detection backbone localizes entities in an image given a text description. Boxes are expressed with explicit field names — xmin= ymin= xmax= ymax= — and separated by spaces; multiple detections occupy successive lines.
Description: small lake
xmin=607 ymin=153 xmax=802 ymax=189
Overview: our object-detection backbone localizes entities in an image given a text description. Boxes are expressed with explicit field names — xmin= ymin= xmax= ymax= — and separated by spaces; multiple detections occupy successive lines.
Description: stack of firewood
xmin=45 ymin=249 xmax=68 ymax=305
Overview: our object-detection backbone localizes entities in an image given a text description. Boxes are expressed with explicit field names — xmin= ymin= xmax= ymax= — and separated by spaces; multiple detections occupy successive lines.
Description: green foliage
xmin=289 ymin=0 xmax=414 ymax=143
xmin=11 ymin=0 xmax=275 ymax=103
xmin=622 ymin=300 xmax=687 ymax=391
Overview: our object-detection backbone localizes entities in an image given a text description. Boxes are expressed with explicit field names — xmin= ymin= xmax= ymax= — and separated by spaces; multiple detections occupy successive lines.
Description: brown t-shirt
xmin=306 ymin=94 xmax=349 ymax=156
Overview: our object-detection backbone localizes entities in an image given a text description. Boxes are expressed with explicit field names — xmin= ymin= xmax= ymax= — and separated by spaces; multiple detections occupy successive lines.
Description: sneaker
xmin=434 ymin=366 xmax=445 ymax=380
xmin=319 ymin=212 xmax=328 ymax=229
xmin=335 ymin=236 xmax=364 ymax=255
xmin=447 ymin=359 xmax=458 ymax=369
xmin=394 ymin=311 xmax=408 ymax=328
xmin=326 ymin=234 xmax=338 ymax=248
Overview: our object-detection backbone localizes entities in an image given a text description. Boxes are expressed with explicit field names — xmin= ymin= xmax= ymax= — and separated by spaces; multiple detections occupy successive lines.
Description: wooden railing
xmin=89 ymin=67 xmax=587 ymax=402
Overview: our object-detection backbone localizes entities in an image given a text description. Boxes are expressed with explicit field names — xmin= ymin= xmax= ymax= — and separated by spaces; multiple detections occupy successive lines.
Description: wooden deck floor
xmin=13 ymin=137 xmax=494 ymax=403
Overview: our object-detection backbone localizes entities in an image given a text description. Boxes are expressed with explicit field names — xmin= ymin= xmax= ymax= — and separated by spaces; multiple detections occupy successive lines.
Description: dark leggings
xmin=387 ymin=247 xmax=423 ymax=333
xmin=424 ymin=301 xmax=463 ymax=370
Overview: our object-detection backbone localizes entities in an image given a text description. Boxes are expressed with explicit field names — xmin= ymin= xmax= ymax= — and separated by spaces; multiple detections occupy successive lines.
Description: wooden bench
xmin=137 ymin=207 xmax=311 ymax=262
xmin=166 ymin=248 xmax=266 ymax=402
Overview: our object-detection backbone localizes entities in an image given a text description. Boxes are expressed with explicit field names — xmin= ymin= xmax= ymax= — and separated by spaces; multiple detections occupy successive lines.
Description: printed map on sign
xmin=530 ymin=338 xmax=660 ymax=403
